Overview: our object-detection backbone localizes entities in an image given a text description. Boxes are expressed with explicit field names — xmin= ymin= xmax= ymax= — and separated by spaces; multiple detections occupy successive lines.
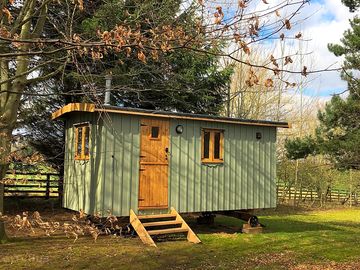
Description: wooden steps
xmin=130 ymin=207 xmax=201 ymax=247
xmin=143 ymin=220 xmax=183 ymax=227
xmin=148 ymin=228 xmax=188 ymax=235
xmin=138 ymin=213 xmax=176 ymax=219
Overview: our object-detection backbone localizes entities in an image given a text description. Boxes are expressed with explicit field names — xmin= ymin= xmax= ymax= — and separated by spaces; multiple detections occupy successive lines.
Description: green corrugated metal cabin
xmin=52 ymin=103 xmax=289 ymax=217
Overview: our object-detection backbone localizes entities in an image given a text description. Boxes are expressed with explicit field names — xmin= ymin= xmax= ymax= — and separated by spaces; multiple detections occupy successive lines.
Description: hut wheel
xmin=248 ymin=216 xmax=259 ymax=227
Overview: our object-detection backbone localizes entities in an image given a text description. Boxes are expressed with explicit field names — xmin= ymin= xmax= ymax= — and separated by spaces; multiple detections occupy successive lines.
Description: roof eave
xmin=51 ymin=103 xmax=95 ymax=120
xmin=51 ymin=103 xmax=290 ymax=128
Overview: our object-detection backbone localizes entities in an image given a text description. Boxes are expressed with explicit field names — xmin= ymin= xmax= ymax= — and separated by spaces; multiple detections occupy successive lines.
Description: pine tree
xmin=19 ymin=0 xmax=232 ymax=166
xmin=285 ymin=0 xmax=360 ymax=169
xmin=320 ymin=0 xmax=360 ymax=169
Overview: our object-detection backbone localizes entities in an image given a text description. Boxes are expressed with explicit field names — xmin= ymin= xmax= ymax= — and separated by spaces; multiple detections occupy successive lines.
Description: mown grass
xmin=1 ymin=207 xmax=360 ymax=269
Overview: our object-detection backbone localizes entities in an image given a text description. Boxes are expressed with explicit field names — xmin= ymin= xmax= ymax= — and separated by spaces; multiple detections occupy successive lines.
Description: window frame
xmin=74 ymin=123 xmax=90 ymax=160
xmin=201 ymin=128 xmax=224 ymax=164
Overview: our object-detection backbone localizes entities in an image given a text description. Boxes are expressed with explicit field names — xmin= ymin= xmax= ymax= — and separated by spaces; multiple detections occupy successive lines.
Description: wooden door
xmin=138 ymin=118 xmax=169 ymax=209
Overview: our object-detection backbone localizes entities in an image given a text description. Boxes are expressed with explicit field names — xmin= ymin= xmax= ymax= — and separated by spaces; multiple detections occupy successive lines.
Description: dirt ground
xmin=1 ymin=198 xmax=360 ymax=270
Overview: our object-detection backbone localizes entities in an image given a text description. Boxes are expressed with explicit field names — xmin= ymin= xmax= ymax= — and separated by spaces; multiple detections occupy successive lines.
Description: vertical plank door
xmin=138 ymin=118 xmax=169 ymax=209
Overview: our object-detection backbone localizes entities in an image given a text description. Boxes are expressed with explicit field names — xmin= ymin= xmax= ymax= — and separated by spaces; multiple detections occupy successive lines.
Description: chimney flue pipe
xmin=104 ymin=74 xmax=112 ymax=105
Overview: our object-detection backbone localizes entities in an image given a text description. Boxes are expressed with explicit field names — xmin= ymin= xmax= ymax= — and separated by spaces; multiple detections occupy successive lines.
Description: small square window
xmin=151 ymin=126 xmax=160 ymax=138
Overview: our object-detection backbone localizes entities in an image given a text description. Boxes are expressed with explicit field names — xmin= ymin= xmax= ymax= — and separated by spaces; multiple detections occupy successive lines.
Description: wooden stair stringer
xmin=170 ymin=207 xmax=201 ymax=244
xmin=129 ymin=209 xmax=157 ymax=247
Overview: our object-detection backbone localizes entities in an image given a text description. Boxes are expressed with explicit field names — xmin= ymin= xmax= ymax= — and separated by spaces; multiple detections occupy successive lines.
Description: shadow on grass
xmin=4 ymin=197 xmax=63 ymax=214
xmin=4 ymin=198 xmax=360 ymax=244
xmin=183 ymin=214 xmax=360 ymax=236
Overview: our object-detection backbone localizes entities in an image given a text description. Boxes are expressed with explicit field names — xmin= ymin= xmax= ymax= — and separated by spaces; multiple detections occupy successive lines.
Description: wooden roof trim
xmin=51 ymin=103 xmax=95 ymax=120
xmin=95 ymin=108 xmax=290 ymax=128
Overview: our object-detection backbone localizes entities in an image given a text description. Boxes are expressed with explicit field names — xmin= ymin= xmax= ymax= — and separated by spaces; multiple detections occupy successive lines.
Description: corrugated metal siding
xmin=63 ymin=112 xmax=277 ymax=217
xmin=63 ymin=112 xmax=96 ymax=214
xmin=169 ymin=119 xmax=277 ymax=213
xmin=63 ymin=112 xmax=140 ymax=216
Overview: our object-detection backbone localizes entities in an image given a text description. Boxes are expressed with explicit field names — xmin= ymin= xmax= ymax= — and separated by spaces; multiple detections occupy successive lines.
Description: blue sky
xmin=219 ymin=0 xmax=353 ymax=100
xmin=288 ymin=0 xmax=353 ymax=99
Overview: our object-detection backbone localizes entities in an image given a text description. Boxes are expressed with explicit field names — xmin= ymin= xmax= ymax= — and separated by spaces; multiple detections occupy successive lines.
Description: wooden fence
xmin=3 ymin=172 xmax=357 ymax=207
xmin=3 ymin=171 xmax=63 ymax=199
xmin=277 ymin=184 xmax=359 ymax=206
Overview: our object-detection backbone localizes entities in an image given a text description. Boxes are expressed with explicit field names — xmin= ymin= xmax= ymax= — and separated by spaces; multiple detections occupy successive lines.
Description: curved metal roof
xmin=52 ymin=103 xmax=290 ymax=128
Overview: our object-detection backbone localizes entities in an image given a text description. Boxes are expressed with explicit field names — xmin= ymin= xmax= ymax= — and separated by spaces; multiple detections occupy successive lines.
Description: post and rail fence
xmin=3 ymin=171 xmax=63 ymax=200
xmin=2 ymin=171 xmax=358 ymax=207
xmin=277 ymin=184 xmax=359 ymax=206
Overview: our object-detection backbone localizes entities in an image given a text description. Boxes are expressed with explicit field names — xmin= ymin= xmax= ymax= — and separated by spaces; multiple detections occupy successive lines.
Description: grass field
xmin=1 ymin=200 xmax=360 ymax=269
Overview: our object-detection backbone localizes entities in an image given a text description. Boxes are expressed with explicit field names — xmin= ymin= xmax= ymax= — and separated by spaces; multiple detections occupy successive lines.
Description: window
xmin=75 ymin=123 xmax=90 ymax=160
xmin=150 ymin=126 xmax=160 ymax=139
xmin=201 ymin=129 xmax=224 ymax=163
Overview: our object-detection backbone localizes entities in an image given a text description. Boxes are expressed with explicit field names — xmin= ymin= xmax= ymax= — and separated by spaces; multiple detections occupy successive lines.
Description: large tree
xmin=18 ymin=0 xmax=232 ymax=169
xmin=74 ymin=0 xmax=233 ymax=113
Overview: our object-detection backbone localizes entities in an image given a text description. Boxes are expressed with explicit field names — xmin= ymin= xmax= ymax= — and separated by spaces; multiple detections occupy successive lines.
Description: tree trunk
xmin=0 ymin=0 xmax=50 ymax=243
xmin=0 ymin=66 xmax=28 ymax=243
xmin=0 ymin=220 xmax=7 ymax=243
xmin=0 ymin=128 xmax=12 ymax=199
xmin=0 ymin=126 xmax=13 ymax=243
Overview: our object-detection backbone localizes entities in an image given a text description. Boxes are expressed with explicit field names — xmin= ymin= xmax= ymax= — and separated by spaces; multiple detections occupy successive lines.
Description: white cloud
xmin=296 ymin=0 xmax=353 ymax=95
xmin=273 ymin=0 xmax=355 ymax=96
xmin=205 ymin=0 xmax=353 ymax=97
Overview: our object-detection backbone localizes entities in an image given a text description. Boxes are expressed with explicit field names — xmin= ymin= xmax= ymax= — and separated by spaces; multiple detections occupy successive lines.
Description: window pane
xmin=151 ymin=126 xmax=160 ymax=138
xmin=214 ymin=132 xmax=221 ymax=159
xmin=77 ymin=127 xmax=82 ymax=156
xmin=84 ymin=126 xmax=90 ymax=156
xmin=203 ymin=131 xmax=210 ymax=158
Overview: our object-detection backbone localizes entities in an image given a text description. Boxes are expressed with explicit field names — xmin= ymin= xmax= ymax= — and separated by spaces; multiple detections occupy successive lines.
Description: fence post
xmin=58 ymin=176 xmax=63 ymax=206
xmin=45 ymin=174 xmax=50 ymax=200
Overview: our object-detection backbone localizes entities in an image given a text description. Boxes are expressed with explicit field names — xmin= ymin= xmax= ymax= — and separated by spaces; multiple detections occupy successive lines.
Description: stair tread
xmin=137 ymin=213 xmax=176 ymax=219
xmin=148 ymin=228 xmax=189 ymax=235
xmin=143 ymin=220 xmax=183 ymax=227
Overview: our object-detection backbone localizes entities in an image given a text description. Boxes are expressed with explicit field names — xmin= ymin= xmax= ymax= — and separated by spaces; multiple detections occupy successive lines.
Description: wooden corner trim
xmin=51 ymin=103 xmax=95 ymax=120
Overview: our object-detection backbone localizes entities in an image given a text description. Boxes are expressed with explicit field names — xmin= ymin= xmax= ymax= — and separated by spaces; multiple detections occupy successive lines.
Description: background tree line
xmin=281 ymin=0 xmax=360 ymax=206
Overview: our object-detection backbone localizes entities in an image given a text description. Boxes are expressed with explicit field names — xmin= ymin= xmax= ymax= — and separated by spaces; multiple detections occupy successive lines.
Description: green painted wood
xmin=63 ymin=111 xmax=278 ymax=217
xmin=63 ymin=113 xmax=140 ymax=217
xmin=169 ymin=119 xmax=277 ymax=213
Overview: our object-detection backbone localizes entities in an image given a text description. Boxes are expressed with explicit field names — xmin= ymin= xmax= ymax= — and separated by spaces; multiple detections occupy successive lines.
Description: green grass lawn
xmin=1 ymin=207 xmax=360 ymax=269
